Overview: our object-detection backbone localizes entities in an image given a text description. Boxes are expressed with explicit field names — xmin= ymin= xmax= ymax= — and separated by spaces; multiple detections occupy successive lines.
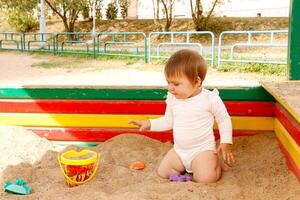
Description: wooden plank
xmin=288 ymin=0 xmax=300 ymax=80
xmin=274 ymin=119 xmax=300 ymax=169
xmin=0 ymin=99 xmax=166 ymax=114
xmin=0 ymin=99 xmax=275 ymax=116
xmin=0 ymin=86 xmax=274 ymax=101
xmin=262 ymin=81 xmax=300 ymax=124
xmin=277 ymin=141 xmax=300 ymax=182
xmin=275 ymin=103 xmax=300 ymax=146
xmin=0 ymin=113 xmax=274 ymax=130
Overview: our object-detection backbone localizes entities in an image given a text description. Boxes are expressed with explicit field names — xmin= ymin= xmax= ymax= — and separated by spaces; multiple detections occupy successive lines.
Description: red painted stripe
xmin=275 ymin=103 xmax=300 ymax=146
xmin=0 ymin=99 xmax=274 ymax=116
xmin=225 ymin=101 xmax=274 ymax=116
xmin=28 ymin=127 xmax=264 ymax=142
xmin=0 ymin=99 xmax=165 ymax=114
xmin=276 ymin=138 xmax=300 ymax=183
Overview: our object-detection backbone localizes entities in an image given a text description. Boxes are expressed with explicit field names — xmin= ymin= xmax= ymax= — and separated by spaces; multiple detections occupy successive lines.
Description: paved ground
xmin=0 ymin=52 xmax=285 ymax=87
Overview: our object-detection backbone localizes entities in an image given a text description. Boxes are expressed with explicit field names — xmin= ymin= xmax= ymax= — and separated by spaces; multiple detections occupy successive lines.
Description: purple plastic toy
xmin=169 ymin=174 xmax=192 ymax=182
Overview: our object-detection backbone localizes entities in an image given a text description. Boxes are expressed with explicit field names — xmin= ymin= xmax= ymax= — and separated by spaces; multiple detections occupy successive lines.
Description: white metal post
xmin=92 ymin=0 xmax=96 ymax=38
xmin=39 ymin=0 xmax=46 ymax=48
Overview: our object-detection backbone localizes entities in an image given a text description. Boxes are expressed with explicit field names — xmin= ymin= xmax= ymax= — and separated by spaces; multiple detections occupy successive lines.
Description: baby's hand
xmin=217 ymin=143 xmax=234 ymax=165
xmin=128 ymin=120 xmax=150 ymax=131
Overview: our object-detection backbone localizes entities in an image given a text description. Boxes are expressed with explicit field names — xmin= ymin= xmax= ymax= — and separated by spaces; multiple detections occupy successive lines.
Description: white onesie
xmin=150 ymin=88 xmax=232 ymax=173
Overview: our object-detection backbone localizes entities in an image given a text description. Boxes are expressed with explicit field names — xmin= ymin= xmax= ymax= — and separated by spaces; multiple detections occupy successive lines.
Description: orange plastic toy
xmin=129 ymin=161 xmax=146 ymax=170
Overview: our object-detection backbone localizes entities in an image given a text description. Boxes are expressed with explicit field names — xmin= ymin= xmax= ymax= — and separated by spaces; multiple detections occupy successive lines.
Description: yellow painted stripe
xmin=274 ymin=119 xmax=300 ymax=169
xmin=229 ymin=116 xmax=274 ymax=131
xmin=262 ymin=84 xmax=300 ymax=124
xmin=0 ymin=113 xmax=274 ymax=130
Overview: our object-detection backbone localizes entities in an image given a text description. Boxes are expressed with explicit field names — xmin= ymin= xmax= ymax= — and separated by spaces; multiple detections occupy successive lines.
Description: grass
xmin=218 ymin=62 xmax=286 ymax=76
xmin=28 ymin=50 xmax=286 ymax=76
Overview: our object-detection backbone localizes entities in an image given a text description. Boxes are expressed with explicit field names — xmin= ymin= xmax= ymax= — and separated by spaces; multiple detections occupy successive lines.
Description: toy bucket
xmin=57 ymin=149 xmax=100 ymax=187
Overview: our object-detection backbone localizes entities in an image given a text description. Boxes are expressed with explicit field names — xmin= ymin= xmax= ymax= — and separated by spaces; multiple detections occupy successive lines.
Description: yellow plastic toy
xmin=57 ymin=149 xmax=100 ymax=187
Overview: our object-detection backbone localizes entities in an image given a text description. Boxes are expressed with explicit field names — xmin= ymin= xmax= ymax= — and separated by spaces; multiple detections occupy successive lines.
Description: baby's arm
xmin=150 ymin=101 xmax=173 ymax=131
xmin=129 ymin=93 xmax=173 ymax=132
xmin=211 ymin=92 xmax=234 ymax=164
xmin=211 ymin=93 xmax=232 ymax=144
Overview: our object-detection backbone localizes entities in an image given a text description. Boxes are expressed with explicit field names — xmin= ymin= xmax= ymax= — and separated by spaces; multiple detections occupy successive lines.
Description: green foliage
xmin=96 ymin=9 xmax=102 ymax=20
xmin=218 ymin=62 xmax=286 ymax=76
xmin=8 ymin=9 xmax=38 ymax=32
xmin=0 ymin=0 xmax=38 ymax=32
xmin=119 ymin=0 xmax=130 ymax=19
xmin=45 ymin=0 xmax=88 ymax=32
xmin=95 ymin=0 xmax=103 ymax=20
xmin=81 ymin=6 xmax=90 ymax=19
xmin=106 ymin=3 xmax=118 ymax=20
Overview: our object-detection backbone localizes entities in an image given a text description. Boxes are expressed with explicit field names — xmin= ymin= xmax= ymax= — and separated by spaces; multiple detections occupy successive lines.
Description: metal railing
xmin=96 ymin=32 xmax=147 ymax=62
xmin=55 ymin=32 xmax=95 ymax=55
xmin=0 ymin=32 xmax=23 ymax=51
xmin=0 ymin=30 xmax=289 ymax=68
xmin=217 ymin=30 xmax=288 ymax=68
xmin=23 ymin=33 xmax=55 ymax=53
xmin=148 ymin=31 xmax=215 ymax=66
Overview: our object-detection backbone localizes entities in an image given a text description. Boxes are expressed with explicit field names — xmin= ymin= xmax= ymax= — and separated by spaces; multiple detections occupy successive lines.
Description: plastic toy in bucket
xmin=57 ymin=149 xmax=100 ymax=187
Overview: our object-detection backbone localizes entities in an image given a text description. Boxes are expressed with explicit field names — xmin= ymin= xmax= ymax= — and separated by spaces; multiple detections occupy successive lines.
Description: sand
xmin=0 ymin=126 xmax=299 ymax=200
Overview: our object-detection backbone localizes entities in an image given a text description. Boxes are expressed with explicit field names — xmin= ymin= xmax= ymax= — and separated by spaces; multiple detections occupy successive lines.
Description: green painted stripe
xmin=0 ymin=88 xmax=167 ymax=100
xmin=0 ymin=86 xmax=274 ymax=101
xmin=219 ymin=87 xmax=274 ymax=101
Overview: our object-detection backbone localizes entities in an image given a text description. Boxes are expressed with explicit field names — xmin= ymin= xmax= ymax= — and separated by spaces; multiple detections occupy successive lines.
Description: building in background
xmin=214 ymin=0 xmax=289 ymax=17
xmin=119 ymin=0 xmax=289 ymax=19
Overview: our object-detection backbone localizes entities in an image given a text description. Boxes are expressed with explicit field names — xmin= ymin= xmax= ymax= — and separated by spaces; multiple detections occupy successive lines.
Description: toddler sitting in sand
xmin=130 ymin=49 xmax=234 ymax=183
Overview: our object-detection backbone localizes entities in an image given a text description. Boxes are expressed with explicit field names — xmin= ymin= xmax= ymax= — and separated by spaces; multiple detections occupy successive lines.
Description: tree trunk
xmin=45 ymin=0 xmax=81 ymax=33
xmin=190 ymin=0 xmax=219 ymax=31
xmin=152 ymin=0 xmax=163 ymax=32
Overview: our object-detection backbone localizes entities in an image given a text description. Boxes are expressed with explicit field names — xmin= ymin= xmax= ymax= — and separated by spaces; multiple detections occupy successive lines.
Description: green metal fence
xmin=0 ymin=32 xmax=23 ymax=51
xmin=96 ymin=32 xmax=147 ymax=63
xmin=23 ymin=33 xmax=55 ymax=53
xmin=148 ymin=31 xmax=215 ymax=67
xmin=55 ymin=32 xmax=95 ymax=56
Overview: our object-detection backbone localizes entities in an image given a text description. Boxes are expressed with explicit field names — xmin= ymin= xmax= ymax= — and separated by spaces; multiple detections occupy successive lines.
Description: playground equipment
xmin=57 ymin=149 xmax=100 ymax=187
xmin=0 ymin=85 xmax=298 ymax=183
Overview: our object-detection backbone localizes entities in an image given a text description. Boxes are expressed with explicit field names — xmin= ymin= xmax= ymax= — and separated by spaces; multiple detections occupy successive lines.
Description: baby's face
xmin=166 ymin=75 xmax=201 ymax=99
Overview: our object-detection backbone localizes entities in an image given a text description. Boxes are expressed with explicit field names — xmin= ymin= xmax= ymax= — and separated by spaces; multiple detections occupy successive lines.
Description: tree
xmin=0 ymin=0 xmax=39 ymax=32
xmin=119 ymin=0 xmax=130 ymax=19
xmin=152 ymin=0 xmax=175 ymax=32
xmin=95 ymin=0 xmax=103 ymax=20
xmin=106 ymin=2 xmax=118 ymax=20
xmin=190 ymin=0 xmax=222 ymax=31
xmin=152 ymin=0 xmax=163 ymax=32
xmin=160 ymin=0 xmax=175 ymax=32
xmin=44 ymin=0 xmax=88 ymax=33
xmin=86 ymin=0 xmax=103 ymax=20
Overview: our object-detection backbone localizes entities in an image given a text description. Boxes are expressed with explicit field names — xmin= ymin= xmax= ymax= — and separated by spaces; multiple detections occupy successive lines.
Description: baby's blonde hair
xmin=164 ymin=49 xmax=207 ymax=85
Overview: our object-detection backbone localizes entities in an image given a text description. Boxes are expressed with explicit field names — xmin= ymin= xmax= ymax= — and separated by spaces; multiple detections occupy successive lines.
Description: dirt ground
xmin=0 ymin=52 xmax=285 ymax=87
xmin=0 ymin=126 xmax=299 ymax=200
